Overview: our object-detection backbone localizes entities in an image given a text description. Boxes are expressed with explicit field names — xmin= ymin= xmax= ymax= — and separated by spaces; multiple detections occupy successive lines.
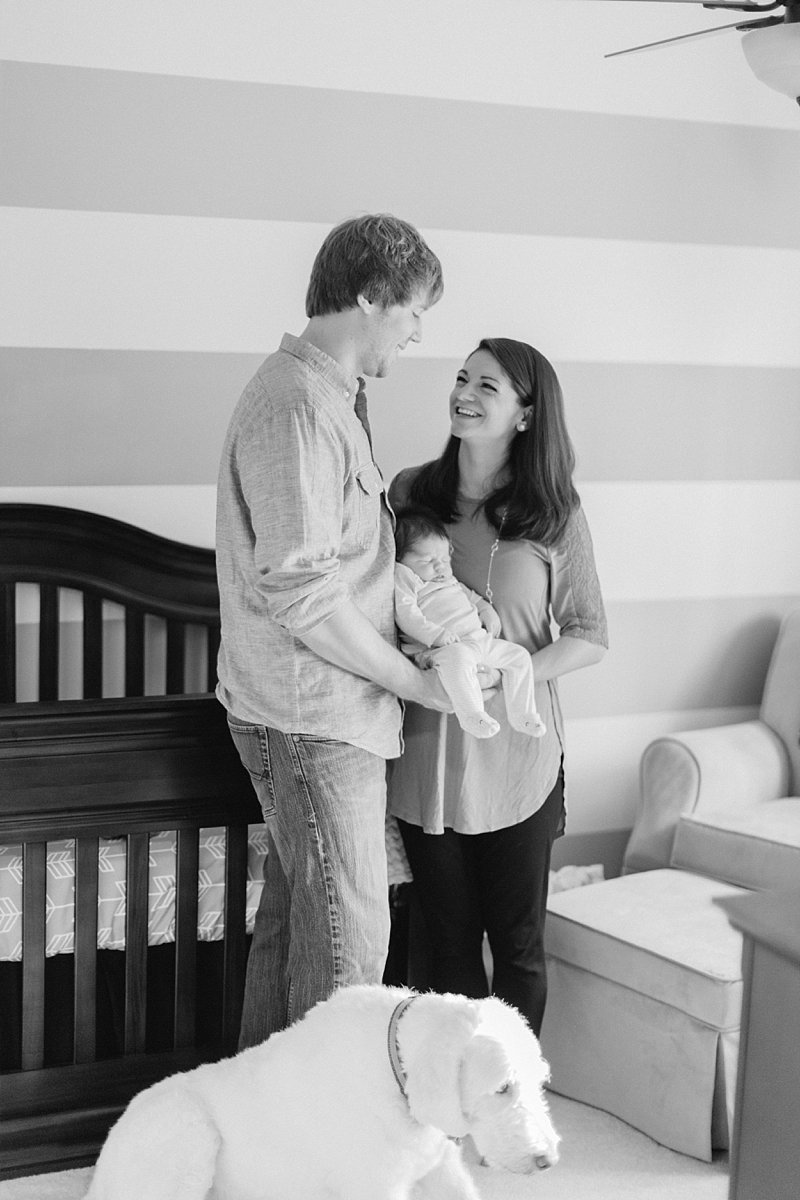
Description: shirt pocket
xmin=354 ymin=461 xmax=385 ymax=551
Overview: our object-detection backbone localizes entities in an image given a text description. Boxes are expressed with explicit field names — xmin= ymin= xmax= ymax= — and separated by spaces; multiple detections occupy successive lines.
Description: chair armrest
xmin=623 ymin=720 xmax=790 ymax=873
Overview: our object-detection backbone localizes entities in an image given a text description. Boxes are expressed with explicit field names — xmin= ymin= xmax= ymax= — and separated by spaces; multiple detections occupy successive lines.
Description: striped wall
xmin=3 ymin=1 xmax=800 ymax=873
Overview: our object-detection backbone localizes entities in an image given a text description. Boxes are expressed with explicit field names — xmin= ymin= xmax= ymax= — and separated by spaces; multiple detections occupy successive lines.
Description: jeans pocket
xmin=227 ymin=721 xmax=268 ymax=779
xmin=227 ymin=721 xmax=278 ymax=819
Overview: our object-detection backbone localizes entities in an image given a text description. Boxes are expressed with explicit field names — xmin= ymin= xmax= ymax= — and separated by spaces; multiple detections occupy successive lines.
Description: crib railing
xmin=0 ymin=694 xmax=260 ymax=1176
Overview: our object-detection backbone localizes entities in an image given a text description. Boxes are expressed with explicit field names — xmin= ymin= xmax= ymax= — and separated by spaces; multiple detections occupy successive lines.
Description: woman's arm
xmin=530 ymin=635 xmax=606 ymax=683
xmin=538 ymin=506 xmax=608 ymax=682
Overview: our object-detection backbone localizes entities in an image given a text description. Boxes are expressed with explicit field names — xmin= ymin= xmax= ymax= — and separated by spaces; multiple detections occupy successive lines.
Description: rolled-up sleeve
xmin=235 ymin=402 xmax=349 ymax=634
xmin=550 ymin=507 xmax=608 ymax=647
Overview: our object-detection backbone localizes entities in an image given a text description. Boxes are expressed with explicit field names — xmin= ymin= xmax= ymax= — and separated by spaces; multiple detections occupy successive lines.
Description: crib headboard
xmin=0 ymin=503 xmax=264 ymax=1179
xmin=0 ymin=503 xmax=221 ymax=702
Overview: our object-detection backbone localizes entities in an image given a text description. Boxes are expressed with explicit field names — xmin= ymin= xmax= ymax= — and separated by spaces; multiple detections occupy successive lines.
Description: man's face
xmin=359 ymin=288 xmax=431 ymax=378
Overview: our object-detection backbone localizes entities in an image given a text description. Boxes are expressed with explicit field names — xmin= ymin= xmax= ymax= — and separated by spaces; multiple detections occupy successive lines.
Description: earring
xmin=516 ymin=422 xmax=527 ymax=432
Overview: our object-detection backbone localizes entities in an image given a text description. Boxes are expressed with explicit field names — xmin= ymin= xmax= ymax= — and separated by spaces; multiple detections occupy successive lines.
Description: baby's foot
xmin=459 ymin=711 xmax=500 ymax=739
xmin=515 ymin=714 xmax=546 ymax=738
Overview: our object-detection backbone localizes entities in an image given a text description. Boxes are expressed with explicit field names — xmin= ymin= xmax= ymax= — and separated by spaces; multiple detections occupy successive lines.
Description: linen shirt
xmin=215 ymin=334 xmax=403 ymax=759
xmin=387 ymin=467 xmax=608 ymax=833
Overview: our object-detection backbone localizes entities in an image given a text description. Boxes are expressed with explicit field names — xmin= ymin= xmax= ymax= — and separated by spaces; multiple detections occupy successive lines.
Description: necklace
xmin=485 ymin=508 xmax=507 ymax=604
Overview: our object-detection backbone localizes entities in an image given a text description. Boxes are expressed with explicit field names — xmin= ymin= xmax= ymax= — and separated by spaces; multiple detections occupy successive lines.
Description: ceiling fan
xmin=601 ymin=0 xmax=800 ymax=104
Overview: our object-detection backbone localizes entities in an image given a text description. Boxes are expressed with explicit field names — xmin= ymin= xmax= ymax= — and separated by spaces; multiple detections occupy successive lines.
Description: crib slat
xmin=38 ymin=584 xmax=59 ymax=701
xmin=73 ymin=837 xmax=98 ymax=1063
xmin=124 ymin=609 xmax=145 ymax=696
xmin=221 ymin=824 xmax=248 ymax=1048
xmin=173 ymin=829 xmax=199 ymax=1048
xmin=124 ymin=833 xmax=150 ymax=1054
xmin=165 ymin=620 xmax=185 ymax=695
xmin=21 ymin=842 xmax=47 ymax=1071
xmin=0 ymin=582 xmax=16 ymax=702
xmin=82 ymin=592 xmax=103 ymax=699
xmin=206 ymin=624 xmax=220 ymax=693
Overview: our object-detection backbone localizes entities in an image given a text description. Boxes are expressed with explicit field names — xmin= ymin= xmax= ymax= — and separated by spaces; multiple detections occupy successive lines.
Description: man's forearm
xmin=298 ymin=601 xmax=449 ymax=708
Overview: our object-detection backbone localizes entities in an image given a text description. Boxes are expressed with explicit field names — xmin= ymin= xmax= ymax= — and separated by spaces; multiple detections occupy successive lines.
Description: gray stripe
xmin=0 ymin=347 xmax=262 ymax=485
xmin=560 ymin=596 xmax=798 ymax=719
xmin=3 ymin=349 xmax=797 ymax=485
xmin=3 ymin=61 xmax=800 ymax=248
xmin=371 ymin=359 xmax=800 ymax=483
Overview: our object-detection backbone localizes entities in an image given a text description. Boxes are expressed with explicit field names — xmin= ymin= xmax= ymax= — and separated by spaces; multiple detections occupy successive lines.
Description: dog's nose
xmin=534 ymin=1153 xmax=554 ymax=1170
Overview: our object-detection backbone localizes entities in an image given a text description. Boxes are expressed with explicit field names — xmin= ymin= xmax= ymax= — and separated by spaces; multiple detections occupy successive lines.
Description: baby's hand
xmin=482 ymin=611 xmax=502 ymax=638
xmin=436 ymin=631 xmax=459 ymax=647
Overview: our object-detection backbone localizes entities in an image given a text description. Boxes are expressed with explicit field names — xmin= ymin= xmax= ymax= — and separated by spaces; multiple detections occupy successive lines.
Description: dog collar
xmin=387 ymin=994 xmax=418 ymax=1096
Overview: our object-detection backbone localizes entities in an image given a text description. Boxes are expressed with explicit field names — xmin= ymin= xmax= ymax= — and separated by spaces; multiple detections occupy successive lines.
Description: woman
xmin=388 ymin=337 xmax=607 ymax=1036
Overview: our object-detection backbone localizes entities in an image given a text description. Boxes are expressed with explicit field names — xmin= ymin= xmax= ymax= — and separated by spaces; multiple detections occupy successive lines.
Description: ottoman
xmin=541 ymin=869 xmax=747 ymax=1160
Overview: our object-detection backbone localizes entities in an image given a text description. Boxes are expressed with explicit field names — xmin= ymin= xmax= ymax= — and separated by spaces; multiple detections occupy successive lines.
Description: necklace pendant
xmin=484 ymin=509 xmax=507 ymax=605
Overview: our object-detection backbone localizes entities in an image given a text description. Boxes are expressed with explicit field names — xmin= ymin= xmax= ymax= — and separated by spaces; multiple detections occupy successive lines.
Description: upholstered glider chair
xmin=541 ymin=608 xmax=800 ymax=1161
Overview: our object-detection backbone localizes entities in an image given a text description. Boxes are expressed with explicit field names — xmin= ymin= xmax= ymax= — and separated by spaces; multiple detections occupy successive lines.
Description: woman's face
xmin=448 ymin=349 xmax=531 ymax=449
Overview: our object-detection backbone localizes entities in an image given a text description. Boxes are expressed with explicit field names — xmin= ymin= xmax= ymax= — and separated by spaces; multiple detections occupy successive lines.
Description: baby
xmin=394 ymin=507 xmax=546 ymax=740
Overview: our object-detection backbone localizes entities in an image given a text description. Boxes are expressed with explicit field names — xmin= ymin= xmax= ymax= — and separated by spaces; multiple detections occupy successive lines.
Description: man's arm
xmin=299 ymin=600 xmax=454 ymax=710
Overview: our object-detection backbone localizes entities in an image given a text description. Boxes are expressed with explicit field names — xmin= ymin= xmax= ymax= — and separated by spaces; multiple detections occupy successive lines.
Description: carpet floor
xmin=0 ymin=1093 xmax=729 ymax=1200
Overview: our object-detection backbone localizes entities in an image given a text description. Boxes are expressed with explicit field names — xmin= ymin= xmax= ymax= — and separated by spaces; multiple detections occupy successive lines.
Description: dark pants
xmin=397 ymin=769 xmax=564 ymax=1036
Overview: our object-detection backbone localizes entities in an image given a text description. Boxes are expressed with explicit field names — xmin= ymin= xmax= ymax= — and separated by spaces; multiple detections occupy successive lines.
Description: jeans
xmin=398 ymin=768 xmax=565 ymax=1036
xmin=227 ymin=719 xmax=390 ymax=1048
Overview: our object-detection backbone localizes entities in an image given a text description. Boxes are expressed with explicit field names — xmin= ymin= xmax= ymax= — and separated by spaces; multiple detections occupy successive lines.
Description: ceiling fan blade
xmin=605 ymin=15 xmax=782 ymax=57
xmin=589 ymin=0 xmax=782 ymax=8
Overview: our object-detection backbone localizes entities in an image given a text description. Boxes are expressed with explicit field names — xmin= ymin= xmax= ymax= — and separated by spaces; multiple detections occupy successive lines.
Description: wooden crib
xmin=0 ymin=504 xmax=262 ymax=1179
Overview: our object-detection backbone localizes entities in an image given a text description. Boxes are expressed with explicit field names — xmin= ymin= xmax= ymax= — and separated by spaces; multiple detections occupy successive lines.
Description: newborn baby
xmin=394 ymin=507 xmax=546 ymax=740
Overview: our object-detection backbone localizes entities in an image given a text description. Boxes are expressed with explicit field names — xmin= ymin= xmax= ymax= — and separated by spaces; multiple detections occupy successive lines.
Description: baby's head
xmin=395 ymin=507 xmax=453 ymax=583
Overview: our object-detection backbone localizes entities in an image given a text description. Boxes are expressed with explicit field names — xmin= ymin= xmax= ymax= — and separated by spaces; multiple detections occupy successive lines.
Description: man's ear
xmin=356 ymin=292 xmax=376 ymax=315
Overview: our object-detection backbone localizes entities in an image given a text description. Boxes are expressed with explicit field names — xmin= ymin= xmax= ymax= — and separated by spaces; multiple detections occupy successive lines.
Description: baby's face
xmin=400 ymin=532 xmax=454 ymax=583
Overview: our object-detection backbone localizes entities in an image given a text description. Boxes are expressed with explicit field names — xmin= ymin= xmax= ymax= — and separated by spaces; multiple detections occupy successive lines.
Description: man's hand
xmin=412 ymin=666 xmax=454 ymax=712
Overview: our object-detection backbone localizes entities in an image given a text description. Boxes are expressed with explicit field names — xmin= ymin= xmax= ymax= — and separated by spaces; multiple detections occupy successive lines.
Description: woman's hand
xmin=476 ymin=665 xmax=501 ymax=699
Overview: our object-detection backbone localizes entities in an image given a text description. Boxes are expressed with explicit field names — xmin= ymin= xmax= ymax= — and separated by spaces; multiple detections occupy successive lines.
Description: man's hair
xmin=394 ymin=506 xmax=450 ymax=562
xmin=305 ymin=214 xmax=443 ymax=317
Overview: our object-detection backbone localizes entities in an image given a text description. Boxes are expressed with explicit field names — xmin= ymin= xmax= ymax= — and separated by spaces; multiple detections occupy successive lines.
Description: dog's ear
xmin=402 ymin=996 xmax=482 ymax=1137
xmin=459 ymin=1031 xmax=513 ymax=1117
xmin=462 ymin=996 xmax=552 ymax=1107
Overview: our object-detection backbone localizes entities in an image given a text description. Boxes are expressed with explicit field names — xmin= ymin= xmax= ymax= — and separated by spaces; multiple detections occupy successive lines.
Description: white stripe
xmin=580 ymin=481 xmax=800 ymax=602
xmin=0 ymin=485 xmax=218 ymax=549
xmin=563 ymin=707 xmax=759 ymax=834
xmin=3 ymin=0 xmax=795 ymax=129
xmin=3 ymin=210 xmax=800 ymax=367
xmin=3 ymin=481 xmax=798 ymax=603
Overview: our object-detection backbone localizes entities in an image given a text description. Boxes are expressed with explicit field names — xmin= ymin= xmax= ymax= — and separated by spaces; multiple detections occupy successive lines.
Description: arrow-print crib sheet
xmin=0 ymin=826 xmax=269 ymax=961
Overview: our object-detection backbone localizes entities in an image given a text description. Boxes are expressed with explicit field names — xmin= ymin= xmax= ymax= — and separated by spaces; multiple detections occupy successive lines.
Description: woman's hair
xmin=406 ymin=337 xmax=579 ymax=546
xmin=305 ymin=214 xmax=444 ymax=317
xmin=393 ymin=506 xmax=450 ymax=562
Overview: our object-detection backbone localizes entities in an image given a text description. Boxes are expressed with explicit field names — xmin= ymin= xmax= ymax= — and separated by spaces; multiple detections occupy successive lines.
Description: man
xmin=216 ymin=213 xmax=452 ymax=1047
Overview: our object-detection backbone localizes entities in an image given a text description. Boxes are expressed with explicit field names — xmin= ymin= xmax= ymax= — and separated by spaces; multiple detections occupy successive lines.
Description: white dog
xmin=87 ymin=984 xmax=560 ymax=1200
